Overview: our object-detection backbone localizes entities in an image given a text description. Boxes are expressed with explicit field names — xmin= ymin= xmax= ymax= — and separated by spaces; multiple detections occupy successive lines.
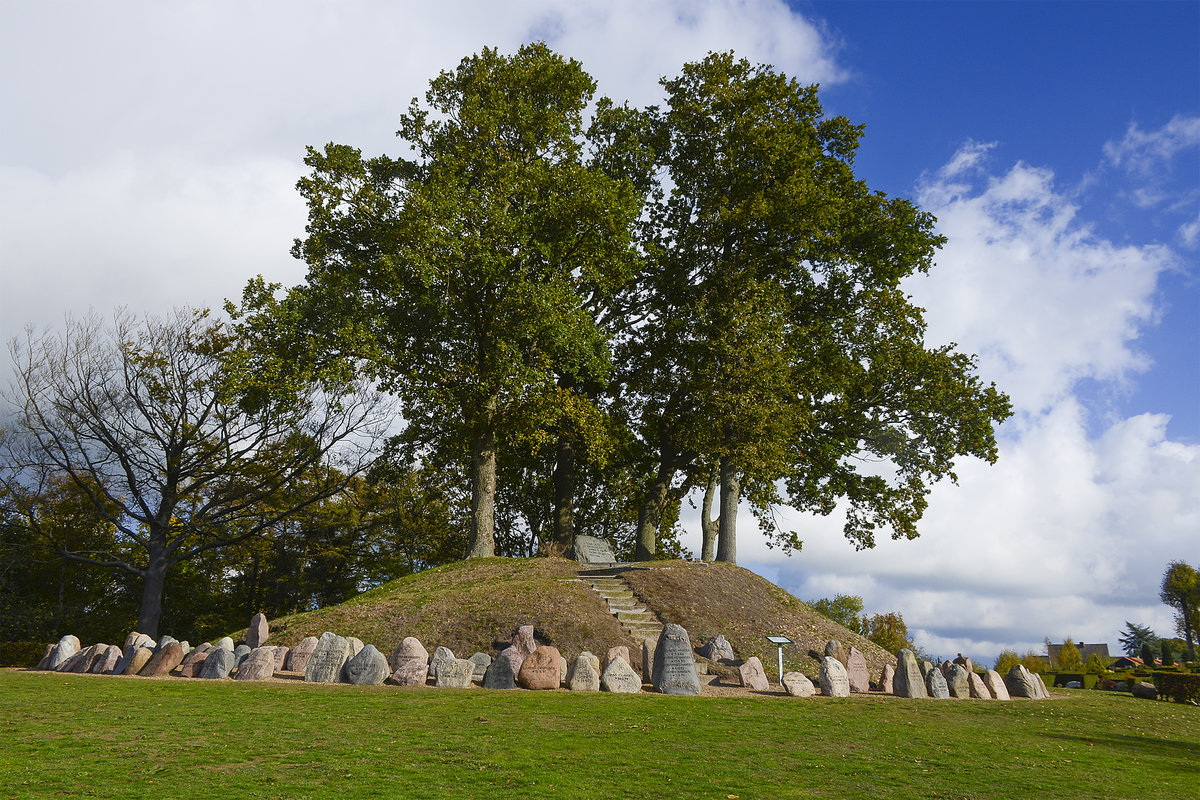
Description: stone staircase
xmin=579 ymin=569 xmax=664 ymax=643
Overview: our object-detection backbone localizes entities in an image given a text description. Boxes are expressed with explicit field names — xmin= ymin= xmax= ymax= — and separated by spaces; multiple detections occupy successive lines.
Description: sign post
xmin=765 ymin=635 xmax=793 ymax=687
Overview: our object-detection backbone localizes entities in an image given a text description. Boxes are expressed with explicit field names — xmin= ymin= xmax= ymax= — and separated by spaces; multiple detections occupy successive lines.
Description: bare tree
xmin=1 ymin=307 xmax=390 ymax=637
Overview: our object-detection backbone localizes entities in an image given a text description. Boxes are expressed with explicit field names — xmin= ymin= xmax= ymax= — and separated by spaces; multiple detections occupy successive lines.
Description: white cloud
xmin=1103 ymin=114 xmax=1200 ymax=176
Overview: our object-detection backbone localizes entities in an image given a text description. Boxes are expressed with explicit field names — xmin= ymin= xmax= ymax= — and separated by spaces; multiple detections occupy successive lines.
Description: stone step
xmin=616 ymin=612 xmax=658 ymax=623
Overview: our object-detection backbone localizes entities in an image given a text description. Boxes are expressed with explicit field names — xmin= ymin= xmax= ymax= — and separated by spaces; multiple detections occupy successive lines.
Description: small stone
xmin=47 ymin=635 xmax=81 ymax=670
xmin=1131 ymin=681 xmax=1158 ymax=700
xmin=698 ymin=634 xmax=735 ymax=662
xmin=739 ymin=656 xmax=770 ymax=691
xmin=824 ymin=639 xmax=849 ymax=669
xmin=782 ymin=671 xmax=816 ymax=697
xmin=234 ymin=647 xmax=277 ymax=681
xmin=518 ymin=646 xmax=562 ymax=690
xmin=569 ymin=652 xmax=601 ymax=692
xmin=199 ymin=648 xmax=235 ymax=679
xmin=1004 ymin=665 xmax=1042 ymax=699
xmin=436 ymin=658 xmax=476 ymax=688
xmin=968 ymin=671 xmax=991 ymax=699
xmin=604 ymin=646 xmax=630 ymax=673
xmin=139 ymin=641 xmax=184 ymax=677
xmin=482 ymin=655 xmax=517 ymax=689
xmin=273 ymin=646 xmax=289 ymax=672
xmin=247 ymin=612 xmax=269 ymax=648
xmin=925 ymin=667 xmax=950 ymax=699
xmin=879 ymin=664 xmax=895 ymax=694
xmin=893 ymin=649 xmax=928 ymax=698
xmin=846 ymin=646 xmax=871 ymax=694
xmin=512 ymin=625 xmax=538 ymax=660
xmin=820 ymin=656 xmax=850 ymax=697
xmin=343 ymin=644 xmax=390 ymax=685
xmin=178 ymin=650 xmax=210 ymax=678
xmin=304 ymin=632 xmax=350 ymax=683
xmin=428 ymin=646 xmax=456 ymax=681
xmin=347 ymin=637 xmax=364 ymax=658
xmin=288 ymin=637 xmax=319 ymax=672
xmin=653 ymin=623 xmax=701 ymax=696
xmin=233 ymin=644 xmax=252 ymax=669
xmin=945 ymin=663 xmax=970 ymax=698
xmin=983 ymin=669 xmax=1011 ymax=700
xmin=122 ymin=647 xmax=154 ymax=677
xmin=468 ymin=652 xmax=492 ymax=680
xmin=600 ymin=655 xmax=642 ymax=693
xmin=387 ymin=638 xmax=430 ymax=686
xmin=498 ymin=645 xmax=524 ymax=678
xmin=214 ymin=636 xmax=235 ymax=652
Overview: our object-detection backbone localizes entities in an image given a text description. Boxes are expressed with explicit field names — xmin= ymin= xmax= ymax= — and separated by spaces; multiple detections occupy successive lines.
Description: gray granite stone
xmin=429 ymin=646 xmax=456 ymax=682
xmin=782 ymin=671 xmax=816 ymax=697
xmin=199 ymin=647 xmax=235 ymax=679
xmin=436 ymin=658 xmax=476 ymax=688
xmin=47 ymin=635 xmax=80 ymax=670
xmin=467 ymin=652 xmax=492 ymax=680
xmin=893 ymin=649 xmax=928 ymax=698
xmin=824 ymin=639 xmax=848 ymax=669
xmin=600 ymin=655 xmax=642 ymax=693
xmin=343 ymin=644 xmax=390 ymax=685
xmin=572 ymin=534 xmax=617 ymax=564
xmin=820 ymin=656 xmax=850 ymax=697
xmin=234 ymin=647 xmax=277 ymax=681
xmin=925 ymin=667 xmax=950 ymax=699
xmin=945 ymin=663 xmax=971 ymax=697
xmin=569 ymin=652 xmax=601 ymax=692
xmin=967 ymin=671 xmax=990 ymax=699
xmin=698 ymin=634 xmax=735 ymax=662
xmin=304 ymin=632 xmax=350 ymax=683
xmin=1004 ymin=665 xmax=1042 ymax=699
xmin=482 ymin=654 xmax=516 ymax=689
xmin=233 ymin=644 xmax=252 ymax=669
xmin=653 ymin=623 xmax=701 ymax=696
xmin=215 ymin=636 xmax=235 ymax=652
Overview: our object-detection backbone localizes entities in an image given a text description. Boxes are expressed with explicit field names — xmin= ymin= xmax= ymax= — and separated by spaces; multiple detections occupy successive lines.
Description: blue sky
xmin=1 ymin=1 xmax=1196 ymax=665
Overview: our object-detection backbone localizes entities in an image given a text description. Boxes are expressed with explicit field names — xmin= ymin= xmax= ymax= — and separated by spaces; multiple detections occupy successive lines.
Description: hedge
xmin=1152 ymin=671 xmax=1200 ymax=704
xmin=0 ymin=641 xmax=50 ymax=668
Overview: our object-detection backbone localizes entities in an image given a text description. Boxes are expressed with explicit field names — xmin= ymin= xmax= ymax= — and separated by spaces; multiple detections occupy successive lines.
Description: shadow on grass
xmin=1042 ymin=731 xmax=1200 ymax=759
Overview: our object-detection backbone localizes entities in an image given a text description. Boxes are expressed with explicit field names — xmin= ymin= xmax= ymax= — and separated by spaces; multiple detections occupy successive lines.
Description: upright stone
xmin=428 ymin=646 xmax=457 ymax=682
xmin=179 ymin=649 xmax=211 ymax=678
xmin=468 ymin=653 xmax=492 ymax=681
xmin=93 ymin=644 xmax=122 ymax=674
xmin=122 ymin=647 xmax=154 ymax=677
xmin=518 ymin=646 xmax=562 ymax=690
xmin=304 ymin=632 xmax=350 ymax=683
xmin=945 ymin=663 xmax=970 ymax=698
xmin=347 ymin=637 xmax=364 ymax=658
xmin=65 ymin=645 xmax=101 ymax=673
xmin=273 ymin=646 xmax=289 ymax=672
xmin=782 ymin=671 xmax=816 ymax=697
xmin=436 ymin=658 xmax=476 ymax=688
xmin=893 ymin=649 xmax=928 ymax=699
xmin=739 ymin=656 xmax=770 ymax=691
xmin=983 ymin=669 xmax=1011 ymax=700
xmin=967 ymin=671 xmax=991 ymax=699
xmin=824 ymin=639 xmax=849 ymax=669
xmin=247 ymin=612 xmax=269 ymax=649
xmin=35 ymin=643 xmax=55 ymax=670
xmin=820 ymin=656 xmax=850 ymax=697
xmin=571 ymin=534 xmax=616 ymax=565
xmin=215 ymin=636 xmax=235 ymax=652
xmin=288 ymin=636 xmax=319 ymax=673
xmin=482 ymin=655 xmax=516 ymax=689
xmin=603 ymin=646 xmax=630 ymax=673
xmin=233 ymin=644 xmax=252 ymax=669
xmin=921 ymin=660 xmax=935 ymax=678
xmin=698 ymin=634 xmax=735 ymax=662
xmin=47 ymin=635 xmax=80 ymax=670
xmin=198 ymin=648 xmax=235 ymax=679
xmin=498 ymin=645 xmax=525 ymax=678
xmin=880 ymin=664 xmax=896 ymax=694
xmin=387 ymin=638 xmax=430 ymax=686
xmin=1034 ymin=673 xmax=1051 ymax=700
xmin=139 ymin=641 xmax=184 ymax=677
xmin=569 ymin=652 xmax=601 ymax=692
xmin=653 ymin=623 xmax=701 ymax=696
xmin=925 ymin=667 xmax=950 ymax=699
xmin=155 ymin=635 xmax=177 ymax=652
xmin=234 ymin=647 xmax=277 ymax=681
xmin=641 ymin=639 xmax=655 ymax=684
xmin=600 ymin=655 xmax=642 ymax=693
xmin=1004 ymin=665 xmax=1042 ymax=699
xmin=343 ymin=644 xmax=390 ymax=685
xmin=512 ymin=626 xmax=538 ymax=661
xmin=846 ymin=646 xmax=871 ymax=693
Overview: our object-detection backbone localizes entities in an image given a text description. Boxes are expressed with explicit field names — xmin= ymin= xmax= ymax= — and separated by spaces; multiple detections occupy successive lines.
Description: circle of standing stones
xmin=32 ymin=615 xmax=1050 ymax=700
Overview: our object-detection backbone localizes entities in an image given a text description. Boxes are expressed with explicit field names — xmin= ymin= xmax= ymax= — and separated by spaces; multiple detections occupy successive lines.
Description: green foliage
xmin=1153 ymin=671 xmax=1200 ymax=704
xmin=1160 ymin=639 xmax=1174 ymax=667
xmin=1141 ymin=642 xmax=1157 ymax=666
xmin=1160 ymin=561 xmax=1199 ymax=661
xmin=1085 ymin=653 xmax=1109 ymax=674
xmin=1118 ymin=621 xmax=1158 ymax=657
xmin=861 ymin=612 xmax=914 ymax=655
xmin=808 ymin=594 xmax=865 ymax=631
xmin=1055 ymin=638 xmax=1084 ymax=671
xmin=994 ymin=650 xmax=1020 ymax=674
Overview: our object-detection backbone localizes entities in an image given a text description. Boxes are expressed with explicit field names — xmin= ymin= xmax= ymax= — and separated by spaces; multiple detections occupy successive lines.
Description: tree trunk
xmin=551 ymin=433 xmax=576 ymax=551
xmin=466 ymin=400 xmax=498 ymax=558
xmin=137 ymin=543 xmax=170 ymax=638
xmin=716 ymin=456 xmax=740 ymax=565
xmin=635 ymin=478 xmax=669 ymax=561
xmin=701 ymin=466 xmax=718 ymax=562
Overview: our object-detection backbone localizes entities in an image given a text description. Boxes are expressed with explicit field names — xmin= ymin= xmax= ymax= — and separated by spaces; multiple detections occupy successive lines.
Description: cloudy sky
xmin=2 ymin=1 xmax=1196 ymax=664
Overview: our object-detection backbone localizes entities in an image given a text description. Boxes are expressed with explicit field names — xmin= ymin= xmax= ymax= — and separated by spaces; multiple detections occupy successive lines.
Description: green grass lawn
xmin=1 ymin=670 xmax=1196 ymax=799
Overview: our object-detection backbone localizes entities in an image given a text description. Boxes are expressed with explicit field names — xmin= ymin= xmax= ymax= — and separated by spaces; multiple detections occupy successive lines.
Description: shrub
xmin=994 ymin=650 xmax=1020 ymax=674
xmin=0 ymin=641 xmax=49 ymax=668
xmin=1152 ymin=671 xmax=1200 ymax=704
xmin=1056 ymin=638 xmax=1083 ymax=671
xmin=1141 ymin=643 xmax=1157 ymax=667
xmin=1160 ymin=640 xmax=1175 ymax=667
xmin=1085 ymin=653 xmax=1109 ymax=674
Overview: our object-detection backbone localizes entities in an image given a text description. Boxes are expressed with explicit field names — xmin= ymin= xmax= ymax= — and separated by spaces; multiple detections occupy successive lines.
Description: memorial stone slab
xmin=304 ymin=632 xmax=350 ymax=683
xmin=968 ymin=671 xmax=991 ymax=699
xmin=641 ymin=639 xmax=655 ymax=684
xmin=498 ymin=645 xmax=524 ymax=678
xmin=343 ymin=644 xmax=390 ymax=685
xmin=880 ymin=664 xmax=896 ymax=694
xmin=140 ymin=641 xmax=184 ymax=677
xmin=825 ymin=639 xmax=849 ymax=669
xmin=347 ymin=637 xmax=364 ymax=659
xmin=288 ymin=636 xmax=319 ymax=672
xmin=600 ymin=655 xmax=642 ymax=693
xmin=247 ymin=613 xmax=269 ymax=649
xmin=199 ymin=647 xmax=235 ymax=679
xmin=782 ymin=671 xmax=816 ymax=697
xmin=983 ymin=669 xmax=1010 ymax=700
xmin=820 ymin=656 xmax=851 ymax=697
xmin=569 ymin=652 xmax=601 ymax=692
xmin=846 ymin=646 xmax=871 ymax=693
xmin=48 ymin=635 xmax=81 ymax=670
xmin=893 ymin=649 xmax=928 ymax=698
xmin=945 ymin=663 xmax=970 ymax=698
xmin=468 ymin=652 xmax=492 ymax=680
xmin=179 ymin=650 xmax=211 ymax=678
xmin=698 ymin=634 xmax=735 ymax=662
xmin=571 ymin=534 xmax=617 ymax=565
xmin=436 ymin=658 xmax=476 ymax=688
xmin=273 ymin=646 xmax=289 ymax=672
xmin=512 ymin=626 xmax=538 ymax=660
xmin=94 ymin=644 xmax=122 ymax=674
xmin=739 ymin=656 xmax=770 ymax=691
xmin=1004 ymin=665 xmax=1042 ymax=699
xmin=518 ymin=646 xmax=562 ymax=690
xmin=387 ymin=638 xmax=430 ymax=686
xmin=429 ymin=646 xmax=457 ymax=681
xmin=234 ymin=647 xmax=277 ymax=681
xmin=389 ymin=637 xmax=427 ymax=671
xmin=482 ymin=655 xmax=517 ymax=689
xmin=652 ymin=623 xmax=701 ymax=696
xmin=925 ymin=667 xmax=950 ymax=699
xmin=122 ymin=647 xmax=154 ymax=677
xmin=603 ymin=646 xmax=630 ymax=673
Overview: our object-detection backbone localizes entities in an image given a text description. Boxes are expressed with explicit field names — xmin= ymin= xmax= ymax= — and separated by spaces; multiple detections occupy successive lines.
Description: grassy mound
xmin=245 ymin=557 xmax=893 ymax=677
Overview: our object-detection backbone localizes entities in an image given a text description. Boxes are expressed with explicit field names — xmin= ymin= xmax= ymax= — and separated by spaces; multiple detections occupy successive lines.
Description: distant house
xmin=1111 ymin=656 xmax=1157 ymax=670
xmin=1046 ymin=641 xmax=1111 ymax=667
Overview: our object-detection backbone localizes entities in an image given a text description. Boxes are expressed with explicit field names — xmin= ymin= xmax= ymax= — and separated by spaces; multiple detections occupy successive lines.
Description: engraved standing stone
xmin=518 ymin=646 xmax=562 ymax=690
xmin=288 ymin=636 xmax=319 ymax=672
xmin=199 ymin=647 xmax=235 ymax=679
xmin=846 ymin=646 xmax=870 ymax=694
xmin=235 ymin=647 xmax=277 ymax=681
xmin=498 ymin=645 xmax=525 ymax=678
xmin=698 ymin=634 xmax=735 ymax=662
xmin=273 ymin=646 xmax=289 ymax=672
xmin=739 ymin=656 xmax=770 ymax=691
xmin=468 ymin=652 xmax=492 ymax=680
xmin=945 ymin=663 xmax=970 ymax=697
xmin=820 ymin=656 xmax=850 ymax=697
xmin=893 ymin=649 xmax=927 ymax=698
xmin=880 ymin=664 xmax=895 ymax=694
xmin=925 ymin=667 xmax=950 ymax=699
xmin=47 ymin=635 xmax=80 ymax=670
xmin=482 ymin=654 xmax=517 ymax=689
xmin=600 ymin=655 xmax=641 ymax=693
xmin=653 ymin=623 xmax=701 ymax=696
xmin=140 ymin=641 xmax=184 ymax=677
xmin=571 ymin=534 xmax=616 ymax=565
xmin=122 ymin=647 xmax=155 ymax=677
xmin=387 ymin=638 xmax=429 ymax=686
xmin=824 ymin=639 xmax=848 ymax=669
xmin=569 ymin=652 xmax=601 ymax=692
xmin=247 ymin=613 xmax=269 ymax=649
xmin=782 ymin=671 xmax=816 ymax=697
xmin=967 ymin=671 xmax=990 ymax=699
xmin=343 ymin=644 xmax=390 ymax=685
xmin=428 ymin=646 xmax=456 ymax=681
xmin=603 ymin=646 xmax=630 ymax=673
xmin=436 ymin=658 xmax=476 ymax=688
xmin=305 ymin=632 xmax=350 ymax=683
xmin=983 ymin=669 xmax=1010 ymax=700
